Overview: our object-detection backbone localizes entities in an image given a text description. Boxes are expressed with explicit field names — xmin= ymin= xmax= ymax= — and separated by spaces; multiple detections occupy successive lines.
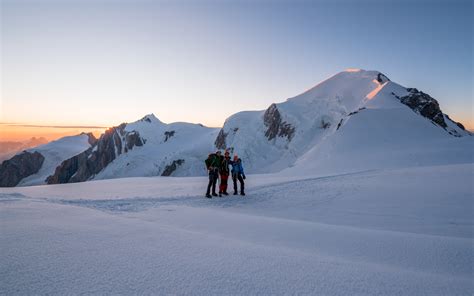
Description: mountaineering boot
xmin=234 ymin=191 xmax=238 ymax=195
xmin=240 ymin=192 xmax=246 ymax=196
xmin=223 ymin=192 xmax=229 ymax=196
xmin=206 ymin=193 xmax=212 ymax=198
xmin=212 ymin=192 xmax=218 ymax=197
xmin=219 ymin=193 xmax=222 ymax=197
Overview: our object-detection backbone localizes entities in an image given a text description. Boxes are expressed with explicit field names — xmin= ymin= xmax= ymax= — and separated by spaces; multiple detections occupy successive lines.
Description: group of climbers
xmin=204 ymin=150 xmax=245 ymax=198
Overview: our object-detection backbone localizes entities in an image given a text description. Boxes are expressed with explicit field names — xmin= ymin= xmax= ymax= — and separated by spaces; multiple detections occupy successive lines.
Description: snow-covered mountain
xmin=0 ymin=133 xmax=96 ymax=187
xmin=0 ymin=137 xmax=48 ymax=162
xmin=0 ymin=69 xmax=471 ymax=187
xmin=217 ymin=69 xmax=470 ymax=174
xmin=45 ymin=114 xmax=219 ymax=184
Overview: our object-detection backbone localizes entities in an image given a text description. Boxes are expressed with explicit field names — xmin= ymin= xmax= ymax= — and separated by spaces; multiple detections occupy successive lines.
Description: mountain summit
xmin=217 ymin=69 xmax=470 ymax=173
xmin=0 ymin=69 xmax=471 ymax=187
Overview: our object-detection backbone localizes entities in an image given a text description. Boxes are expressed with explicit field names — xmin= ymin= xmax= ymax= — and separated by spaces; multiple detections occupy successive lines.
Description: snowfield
xmin=1 ymin=163 xmax=473 ymax=295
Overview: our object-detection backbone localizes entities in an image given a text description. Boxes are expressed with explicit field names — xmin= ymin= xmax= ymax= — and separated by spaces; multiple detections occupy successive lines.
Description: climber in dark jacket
xmin=218 ymin=150 xmax=231 ymax=196
xmin=231 ymin=155 xmax=246 ymax=196
xmin=204 ymin=151 xmax=221 ymax=198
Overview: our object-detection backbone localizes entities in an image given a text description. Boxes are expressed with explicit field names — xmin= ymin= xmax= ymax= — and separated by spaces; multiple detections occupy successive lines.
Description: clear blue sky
xmin=1 ymin=0 xmax=472 ymax=130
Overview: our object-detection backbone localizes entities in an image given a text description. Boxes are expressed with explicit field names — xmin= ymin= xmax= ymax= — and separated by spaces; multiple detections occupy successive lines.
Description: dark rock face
xmin=263 ymin=104 xmax=295 ymax=141
xmin=164 ymin=131 xmax=175 ymax=142
xmin=348 ymin=107 xmax=366 ymax=116
xmin=455 ymin=122 xmax=465 ymax=130
xmin=45 ymin=148 xmax=92 ymax=184
xmin=161 ymin=159 xmax=185 ymax=176
xmin=0 ymin=151 xmax=44 ymax=187
xmin=320 ymin=120 xmax=331 ymax=129
xmin=83 ymin=132 xmax=98 ymax=146
xmin=376 ymin=72 xmax=390 ymax=84
xmin=47 ymin=124 xmax=145 ymax=184
xmin=215 ymin=129 xmax=228 ymax=149
xmin=264 ymin=104 xmax=281 ymax=140
xmin=396 ymin=89 xmax=447 ymax=128
xmin=140 ymin=115 xmax=152 ymax=123
xmin=336 ymin=119 xmax=344 ymax=130
xmin=279 ymin=122 xmax=295 ymax=140
xmin=126 ymin=131 xmax=143 ymax=150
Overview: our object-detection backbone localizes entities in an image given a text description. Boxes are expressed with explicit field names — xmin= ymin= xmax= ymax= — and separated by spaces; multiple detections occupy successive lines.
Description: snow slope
xmin=283 ymin=79 xmax=473 ymax=176
xmin=1 ymin=163 xmax=472 ymax=295
xmin=17 ymin=134 xmax=94 ymax=186
xmin=218 ymin=69 xmax=471 ymax=175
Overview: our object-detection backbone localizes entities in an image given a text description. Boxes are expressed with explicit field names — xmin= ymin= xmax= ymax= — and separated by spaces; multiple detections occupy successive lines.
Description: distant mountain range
xmin=0 ymin=137 xmax=48 ymax=162
xmin=1 ymin=69 xmax=471 ymax=187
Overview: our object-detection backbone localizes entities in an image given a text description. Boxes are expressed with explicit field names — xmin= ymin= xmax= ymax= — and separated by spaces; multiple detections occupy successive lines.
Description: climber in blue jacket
xmin=230 ymin=155 xmax=246 ymax=196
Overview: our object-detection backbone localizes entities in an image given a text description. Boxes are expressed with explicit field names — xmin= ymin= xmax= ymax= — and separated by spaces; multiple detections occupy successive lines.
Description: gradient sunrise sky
xmin=1 ymin=0 xmax=473 ymax=141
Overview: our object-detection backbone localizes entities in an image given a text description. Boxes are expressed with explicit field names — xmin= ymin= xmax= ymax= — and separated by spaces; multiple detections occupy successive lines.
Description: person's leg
xmin=218 ymin=175 xmax=222 ymax=195
xmin=206 ymin=173 xmax=213 ymax=197
xmin=222 ymin=174 xmax=228 ymax=195
xmin=219 ymin=173 xmax=229 ymax=195
xmin=212 ymin=170 xmax=218 ymax=196
xmin=238 ymin=174 xmax=245 ymax=195
xmin=232 ymin=174 xmax=238 ymax=194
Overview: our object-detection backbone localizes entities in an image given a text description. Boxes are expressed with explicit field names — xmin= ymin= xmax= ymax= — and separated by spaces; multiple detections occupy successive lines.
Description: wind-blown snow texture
xmin=1 ymin=164 xmax=473 ymax=295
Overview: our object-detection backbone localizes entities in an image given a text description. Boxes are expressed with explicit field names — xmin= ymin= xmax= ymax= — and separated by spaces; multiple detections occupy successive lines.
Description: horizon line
xmin=0 ymin=123 xmax=109 ymax=129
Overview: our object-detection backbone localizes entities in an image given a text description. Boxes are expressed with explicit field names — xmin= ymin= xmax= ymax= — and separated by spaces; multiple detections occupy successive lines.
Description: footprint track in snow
xmin=49 ymin=170 xmax=373 ymax=214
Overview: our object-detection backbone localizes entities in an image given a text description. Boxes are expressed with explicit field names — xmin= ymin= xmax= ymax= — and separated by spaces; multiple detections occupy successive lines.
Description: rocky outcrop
xmin=263 ymin=104 xmax=281 ymax=140
xmin=45 ymin=147 xmax=92 ymax=184
xmin=278 ymin=122 xmax=295 ymax=140
xmin=125 ymin=131 xmax=143 ymax=152
xmin=46 ymin=124 xmax=145 ymax=184
xmin=263 ymin=104 xmax=295 ymax=141
xmin=215 ymin=129 xmax=228 ymax=149
xmin=0 ymin=151 xmax=44 ymax=187
xmin=164 ymin=131 xmax=175 ymax=142
xmin=394 ymin=89 xmax=447 ymax=128
xmin=320 ymin=120 xmax=331 ymax=129
xmin=376 ymin=72 xmax=390 ymax=84
xmin=83 ymin=132 xmax=98 ymax=146
xmin=348 ymin=107 xmax=366 ymax=116
xmin=161 ymin=159 xmax=185 ymax=176
xmin=336 ymin=119 xmax=344 ymax=130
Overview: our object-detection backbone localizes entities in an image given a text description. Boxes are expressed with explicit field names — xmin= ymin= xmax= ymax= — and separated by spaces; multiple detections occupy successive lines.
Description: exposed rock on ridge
xmin=46 ymin=124 xmax=144 ymax=184
xmin=0 ymin=151 xmax=44 ymax=187
xmin=394 ymin=88 xmax=447 ymax=128
xmin=263 ymin=104 xmax=295 ymax=141
xmin=215 ymin=129 xmax=228 ymax=150
xmin=161 ymin=159 xmax=185 ymax=176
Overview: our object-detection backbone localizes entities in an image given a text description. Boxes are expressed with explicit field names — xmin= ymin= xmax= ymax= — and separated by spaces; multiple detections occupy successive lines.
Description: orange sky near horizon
xmin=0 ymin=124 xmax=106 ymax=142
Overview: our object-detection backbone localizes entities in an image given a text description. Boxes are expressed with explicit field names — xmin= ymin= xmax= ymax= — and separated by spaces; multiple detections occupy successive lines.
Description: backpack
xmin=205 ymin=154 xmax=216 ymax=169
